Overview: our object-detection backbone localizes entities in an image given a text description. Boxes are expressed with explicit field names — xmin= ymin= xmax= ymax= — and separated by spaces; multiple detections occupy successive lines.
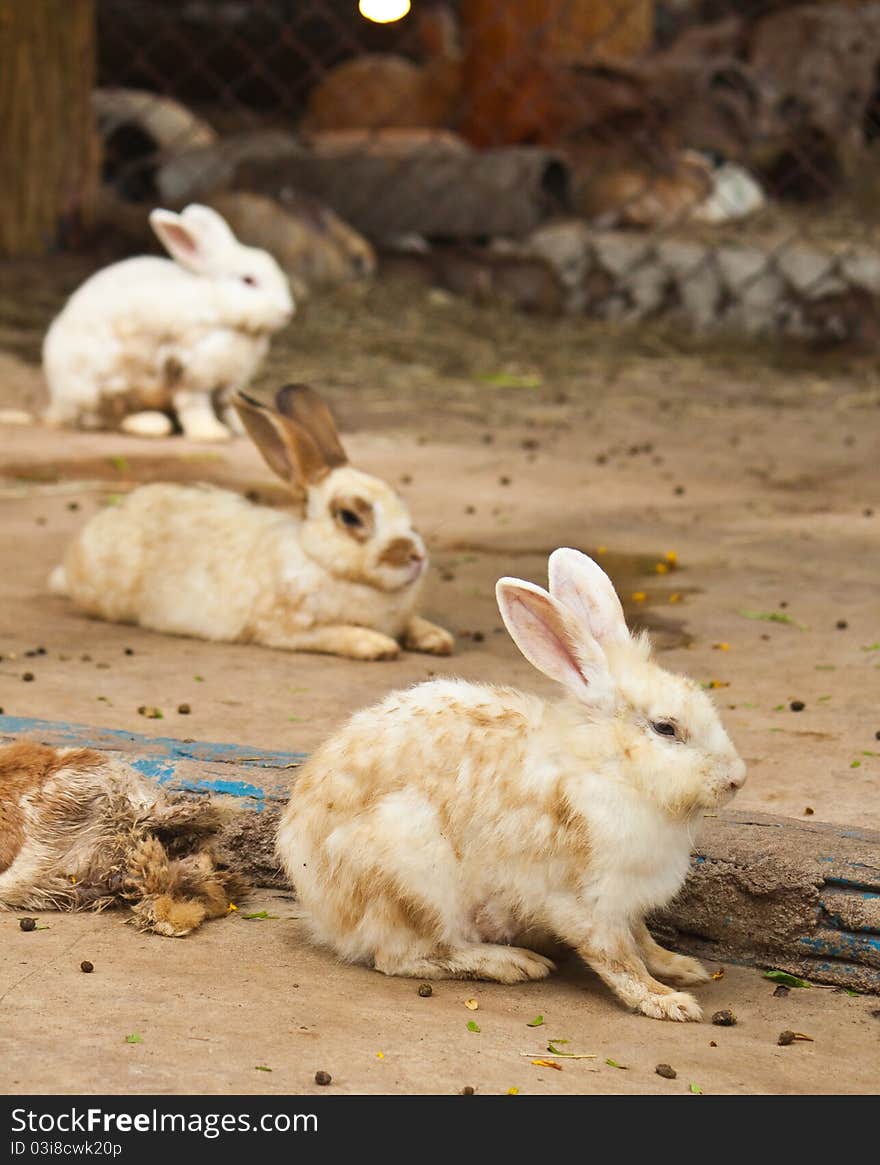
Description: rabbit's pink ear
xmin=495 ymin=578 xmax=614 ymax=707
xmin=548 ymin=548 xmax=630 ymax=646
xmin=149 ymin=209 xmax=213 ymax=274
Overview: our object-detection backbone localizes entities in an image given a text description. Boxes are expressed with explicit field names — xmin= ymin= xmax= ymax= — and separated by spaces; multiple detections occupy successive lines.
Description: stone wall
xmin=524 ymin=221 xmax=880 ymax=345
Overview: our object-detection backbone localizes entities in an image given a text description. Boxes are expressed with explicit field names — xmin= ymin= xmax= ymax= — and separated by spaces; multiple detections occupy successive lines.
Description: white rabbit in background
xmin=42 ymin=203 xmax=294 ymax=441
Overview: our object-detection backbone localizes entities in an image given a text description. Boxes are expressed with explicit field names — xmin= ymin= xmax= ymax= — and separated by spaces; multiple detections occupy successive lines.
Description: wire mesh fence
xmin=59 ymin=1 xmax=880 ymax=341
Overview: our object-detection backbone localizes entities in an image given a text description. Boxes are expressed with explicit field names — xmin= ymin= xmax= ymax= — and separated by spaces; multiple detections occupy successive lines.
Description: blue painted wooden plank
xmin=0 ymin=714 xmax=303 ymax=810
xmin=823 ymin=873 xmax=880 ymax=892
xmin=811 ymin=964 xmax=880 ymax=987
xmin=798 ymin=930 xmax=880 ymax=966
xmin=0 ymin=714 xmax=306 ymax=768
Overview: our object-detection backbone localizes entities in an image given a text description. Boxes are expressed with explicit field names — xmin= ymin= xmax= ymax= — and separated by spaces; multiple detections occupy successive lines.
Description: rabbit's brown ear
xmin=273 ymin=384 xmax=348 ymax=470
xmin=232 ymin=392 xmax=330 ymax=487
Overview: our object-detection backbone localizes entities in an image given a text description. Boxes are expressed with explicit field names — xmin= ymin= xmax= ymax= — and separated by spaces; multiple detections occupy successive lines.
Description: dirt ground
xmin=1 ymin=268 xmax=879 ymax=1095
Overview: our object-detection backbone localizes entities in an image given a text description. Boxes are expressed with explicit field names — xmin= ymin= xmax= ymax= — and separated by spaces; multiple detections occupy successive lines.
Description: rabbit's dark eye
xmin=331 ymin=496 xmax=374 ymax=541
xmin=651 ymin=720 xmax=678 ymax=739
xmin=241 ymin=275 xmax=258 ymax=287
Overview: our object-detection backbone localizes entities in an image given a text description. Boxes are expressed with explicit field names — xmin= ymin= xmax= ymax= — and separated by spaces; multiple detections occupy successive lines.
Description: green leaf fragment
xmin=467 ymin=1020 xmax=481 ymax=1033
xmin=476 ymin=372 xmax=543 ymax=389
xmin=124 ymin=1033 xmax=144 ymax=1044
xmin=739 ymin=609 xmax=806 ymax=629
xmin=193 ymin=675 xmax=204 ymax=682
xmin=240 ymin=911 xmax=278 ymax=920
xmin=851 ymin=760 xmax=861 ymax=768
xmin=689 ymin=1083 xmax=703 ymax=1095
xmin=254 ymin=1065 xmax=272 ymax=1072
xmin=762 ymin=970 xmax=812 ymax=988
xmin=108 ymin=455 xmax=129 ymax=472
xmin=526 ymin=1015 xmax=544 ymax=1028
xmin=605 ymin=1058 xmax=627 ymax=1069
xmin=860 ymin=643 xmax=880 ymax=652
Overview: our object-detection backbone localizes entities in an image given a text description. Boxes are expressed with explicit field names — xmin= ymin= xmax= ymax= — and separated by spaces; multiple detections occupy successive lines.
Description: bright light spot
xmin=359 ymin=0 xmax=411 ymax=23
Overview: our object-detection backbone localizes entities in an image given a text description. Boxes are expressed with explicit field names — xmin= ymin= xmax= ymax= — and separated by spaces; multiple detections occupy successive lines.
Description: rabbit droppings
xmin=277 ymin=548 xmax=746 ymax=1020
xmin=43 ymin=203 xmax=293 ymax=441
xmin=50 ymin=385 xmax=454 ymax=661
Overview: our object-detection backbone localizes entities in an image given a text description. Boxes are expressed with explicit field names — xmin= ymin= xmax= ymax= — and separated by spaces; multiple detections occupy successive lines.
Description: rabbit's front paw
xmin=637 ymin=991 xmax=702 ymax=1023
xmin=403 ymin=616 xmax=454 ymax=656
xmin=183 ymin=418 xmax=234 ymax=443
xmin=659 ymin=954 xmax=711 ymax=987
xmin=344 ymin=629 xmax=402 ymax=661
xmin=121 ymin=411 xmax=175 ymax=438
xmin=498 ymin=946 xmax=556 ymax=982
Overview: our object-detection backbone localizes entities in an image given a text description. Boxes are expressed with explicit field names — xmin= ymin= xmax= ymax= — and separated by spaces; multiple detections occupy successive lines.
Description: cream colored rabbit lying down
xmin=50 ymin=384 xmax=453 ymax=661
xmin=277 ymin=548 xmax=746 ymax=1020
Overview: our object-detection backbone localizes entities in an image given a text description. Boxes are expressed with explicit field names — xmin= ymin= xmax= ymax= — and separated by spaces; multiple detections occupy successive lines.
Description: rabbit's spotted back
xmin=277 ymin=548 xmax=744 ymax=1019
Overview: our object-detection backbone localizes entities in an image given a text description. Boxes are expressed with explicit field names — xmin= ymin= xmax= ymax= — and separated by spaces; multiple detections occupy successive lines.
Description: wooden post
xmin=0 ymin=0 xmax=98 ymax=256
xmin=457 ymin=0 xmax=653 ymax=146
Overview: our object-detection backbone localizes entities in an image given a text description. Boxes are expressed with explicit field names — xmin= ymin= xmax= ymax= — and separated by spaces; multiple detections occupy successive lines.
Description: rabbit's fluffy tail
xmin=48 ymin=565 xmax=69 ymax=596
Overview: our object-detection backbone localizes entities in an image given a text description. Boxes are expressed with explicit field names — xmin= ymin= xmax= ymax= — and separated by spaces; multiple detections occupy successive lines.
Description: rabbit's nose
xmin=727 ymin=760 xmax=747 ymax=791
xmin=379 ymin=538 xmax=424 ymax=570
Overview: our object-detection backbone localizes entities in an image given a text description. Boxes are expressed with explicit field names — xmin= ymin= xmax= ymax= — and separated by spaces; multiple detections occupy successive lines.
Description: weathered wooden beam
xmin=233 ymin=140 xmax=571 ymax=241
xmin=0 ymin=714 xmax=301 ymax=811
xmin=652 ymin=811 xmax=880 ymax=995
xmin=3 ymin=715 xmax=878 ymax=992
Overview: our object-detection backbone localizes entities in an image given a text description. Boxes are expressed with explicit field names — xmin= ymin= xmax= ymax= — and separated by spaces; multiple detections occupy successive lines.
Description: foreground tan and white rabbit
xmin=0 ymin=741 xmax=246 ymax=936
xmin=42 ymin=202 xmax=294 ymax=441
xmin=277 ymin=548 xmax=746 ymax=1020
xmin=50 ymin=384 xmax=454 ymax=661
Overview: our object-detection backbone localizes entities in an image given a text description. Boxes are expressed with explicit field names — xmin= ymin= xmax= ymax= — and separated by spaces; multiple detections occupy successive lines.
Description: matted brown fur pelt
xmin=0 ymin=741 xmax=248 ymax=936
